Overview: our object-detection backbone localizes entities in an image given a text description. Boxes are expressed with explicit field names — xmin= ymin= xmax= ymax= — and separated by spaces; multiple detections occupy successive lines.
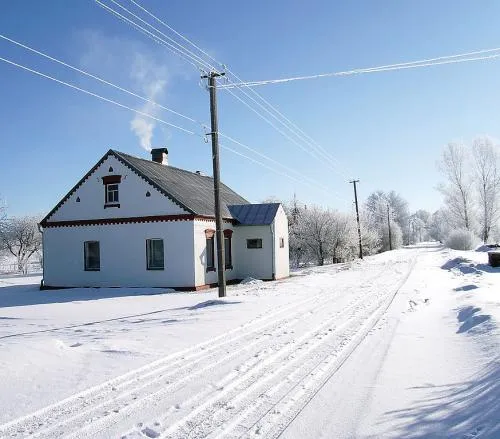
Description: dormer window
xmin=102 ymin=175 xmax=122 ymax=208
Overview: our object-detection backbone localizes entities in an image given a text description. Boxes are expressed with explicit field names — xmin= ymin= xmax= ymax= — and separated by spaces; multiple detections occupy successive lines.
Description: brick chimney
xmin=151 ymin=148 xmax=169 ymax=165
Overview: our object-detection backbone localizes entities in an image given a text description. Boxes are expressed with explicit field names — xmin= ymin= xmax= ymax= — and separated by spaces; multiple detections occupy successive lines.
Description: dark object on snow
xmin=488 ymin=251 xmax=500 ymax=267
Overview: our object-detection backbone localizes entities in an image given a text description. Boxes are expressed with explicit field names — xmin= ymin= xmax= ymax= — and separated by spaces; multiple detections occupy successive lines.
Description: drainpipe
xmin=270 ymin=222 xmax=276 ymax=280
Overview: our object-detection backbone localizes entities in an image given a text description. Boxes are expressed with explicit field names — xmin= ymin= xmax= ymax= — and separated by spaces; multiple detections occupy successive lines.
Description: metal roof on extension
xmin=228 ymin=203 xmax=281 ymax=225
xmin=113 ymin=150 xmax=249 ymax=218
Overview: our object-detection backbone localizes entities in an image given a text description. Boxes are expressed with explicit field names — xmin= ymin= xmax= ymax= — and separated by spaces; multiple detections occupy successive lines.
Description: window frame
xmin=146 ymin=238 xmax=165 ymax=270
xmin=84 ymin=241 xmax=100 ymax=271
xmin=206 ymin=236 xmax=215 ymax=272
xmin=247 ymin=238 xmax=263 ymax=249
xmin=105 ymin=183 xmax=119 ymax=205
xmin=224 ymin=236 xmax=232 ymax=269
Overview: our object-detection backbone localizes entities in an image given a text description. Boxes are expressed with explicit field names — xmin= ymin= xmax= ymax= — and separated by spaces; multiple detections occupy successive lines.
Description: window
xmin=206 ymin=236 xmax=215 ymax=271
xmin=84 ymin=241 xmax=100 ymax=271
xmin=247 ymin=238 xmax=263 ymax=249
xmin=280 ymin=237 xmax=285 ymax=248
xmin=106 ymin=183 xmax=119 ymax=204
xmin=146 ymin=239 xmax=164 ymax=270
xmin=102 ymin=175 xmax=122 ymax=208
xmin=224 ymin=236 xmax=232 ymax=269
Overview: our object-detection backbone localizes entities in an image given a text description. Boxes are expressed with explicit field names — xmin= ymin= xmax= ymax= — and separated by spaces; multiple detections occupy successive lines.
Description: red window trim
xmin=102 ymin=175 xmax=122 ymax=184
xmin=205 ymin=229 xmax=215 ymax=238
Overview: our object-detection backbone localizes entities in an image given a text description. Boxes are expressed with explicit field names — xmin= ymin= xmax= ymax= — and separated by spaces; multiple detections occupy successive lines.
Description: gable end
xmin=40 ymin=149 xmax=195 ymax=227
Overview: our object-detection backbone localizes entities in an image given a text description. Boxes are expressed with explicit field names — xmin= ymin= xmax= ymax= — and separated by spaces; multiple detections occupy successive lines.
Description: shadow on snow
xmin=381 ymin=360 xmax=500 ymax=438
xmin=0 ymin=282 xmax=181 ymax=308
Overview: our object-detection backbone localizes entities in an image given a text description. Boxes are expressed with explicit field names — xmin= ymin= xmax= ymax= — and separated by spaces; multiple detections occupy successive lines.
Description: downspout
xmin=271 ymin=222 xmax=275 ymax=280
xmin=38 ymin=222 xmax=45 ymax=290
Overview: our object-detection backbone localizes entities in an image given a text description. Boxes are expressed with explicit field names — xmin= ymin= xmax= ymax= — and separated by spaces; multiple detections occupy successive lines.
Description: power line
xmin=128 ymin=0 xmax=224 ymax=71
xmin=0 ymin=56 xmax=197 ymax=135
xmin=0 ymin=35 xmax=340 ymax=200
xmin=114 ymin=0 xmax=353 ymax=179
xmin=222 ymin=83 xmax=350 ymax=179
xmin=94 ymin=0 xmax=211 ymax=71
xmin=0 ymin=33 xmax=200 ymax=124
xmin=105 ymin=0 xmax=218 ymax=72
xmin=219 ymin=132 xmax=330 ymax=193
xmin=0 ymin=55 xmax=346 ymax=203
xmin=220 ymin=49 xmax=500 ymax=89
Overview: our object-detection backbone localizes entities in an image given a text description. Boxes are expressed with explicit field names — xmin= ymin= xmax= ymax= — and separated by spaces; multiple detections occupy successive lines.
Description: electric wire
xmin=0 ymin=33 xmax=199 ymax=124
xmin=0 ymin=55 xmax=343 ymax=200
xmin=109 ymin=0 xmax=353 ymax=179
xmin=0 ymin=56 xmax=196 ymax=135
xmin=94 ymin=0 xmax=210 ymax=71
xmin=0 ymin=35 xmax=336 ymax=196
xmin=220 ymin=50 xmax=500 ymax=89
xmin=105 ymin=0 xmax=218 ymax=72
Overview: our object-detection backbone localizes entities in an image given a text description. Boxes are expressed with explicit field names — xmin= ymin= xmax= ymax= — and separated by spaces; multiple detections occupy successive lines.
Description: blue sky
xmin=1 ymin=0 xmax=500 ymax=217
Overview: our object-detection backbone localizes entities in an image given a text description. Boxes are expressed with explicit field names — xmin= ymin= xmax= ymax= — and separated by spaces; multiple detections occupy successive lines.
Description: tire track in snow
xmin=116 ymin=259 xmax=408 ymax=438
xmin=63 ymin=266 xmax=389 ymax=439
xmin=259 ymin=255 xmax=418 ymax=439
xmin=0 ymin=263 xmax=389 ymax=439
xmin=156 ymin=271 xmax=401 ymax=439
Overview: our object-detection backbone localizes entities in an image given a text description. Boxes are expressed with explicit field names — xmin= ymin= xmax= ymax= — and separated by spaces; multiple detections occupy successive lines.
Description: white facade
xmin=231 ymin=205 xmax=289 ymax=280
xmin=44 ymin=221 xmax=195 ymax=288
xmin=42 ymin=150 xmax=290 ymax=289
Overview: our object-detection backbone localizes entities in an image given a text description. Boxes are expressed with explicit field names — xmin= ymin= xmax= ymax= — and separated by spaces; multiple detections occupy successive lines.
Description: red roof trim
xmin=43 ymin=214 xmax=235 ymax=228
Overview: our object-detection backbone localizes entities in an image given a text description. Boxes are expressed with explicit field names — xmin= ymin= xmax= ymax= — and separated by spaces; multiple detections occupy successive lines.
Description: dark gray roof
xmin=228 ymin=203 xmax=281 ymax=225
xmin=113 ymin=150 xmax=249 ymax=217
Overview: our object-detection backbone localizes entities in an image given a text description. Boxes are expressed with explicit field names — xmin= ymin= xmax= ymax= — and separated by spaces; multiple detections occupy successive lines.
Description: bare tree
xmin=472 ymin=136 xmax=500 ymax=243
xmin=438 ymin=142 xmax=475 ymax=230
xmin=0 ymin=216 xmax=42 ymax=273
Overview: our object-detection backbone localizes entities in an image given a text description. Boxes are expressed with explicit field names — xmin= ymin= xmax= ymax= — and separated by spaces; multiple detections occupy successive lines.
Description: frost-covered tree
xmin=429 ymin=209 xmax=451 ymax=243
xmin=359 ymin=212 xmax=382 ymax=255
xmin=328 ymin=211 xmax=355 ymax=263
xmin=285 ymin=195 xmax=308 ymax=267
xmin=0 ymin=216 xmax=42 ymax=273
xmin=438 ymin=142 xmax=475 ymax=231
xmin=472 ymin=136 xmax=500 ymax=243
xmin=381 ymin=220 xmax=403 ymax=251
xmin=298 ymin=206 xmax=334 ymax=266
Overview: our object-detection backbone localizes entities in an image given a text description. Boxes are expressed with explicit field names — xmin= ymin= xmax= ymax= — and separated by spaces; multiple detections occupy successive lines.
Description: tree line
xmin=268 ymin=192 xmax=431 ymax=268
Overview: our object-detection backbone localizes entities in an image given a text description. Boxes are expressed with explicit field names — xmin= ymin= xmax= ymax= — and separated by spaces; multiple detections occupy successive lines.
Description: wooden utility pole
xmin=349 ymin=179 xmax=363 ymax=259
xmin=387 ymin=203 xmax=393 ymax=251
xmin=203 ymin=71 xmax=226 ymax=298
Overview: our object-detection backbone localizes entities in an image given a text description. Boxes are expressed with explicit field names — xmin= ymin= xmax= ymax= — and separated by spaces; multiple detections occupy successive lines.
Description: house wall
xmin=272 ymin=205 xmax=290 ymax=279
xmin=193 ymin=219 xmax=237 ymax=287
xmin=233 ymin=225 xmax=273 ymax=280
xmin=49 ymin=155 xmax=187 ymax=222
xmin=43 ymin=221 xmax=195 ymax=288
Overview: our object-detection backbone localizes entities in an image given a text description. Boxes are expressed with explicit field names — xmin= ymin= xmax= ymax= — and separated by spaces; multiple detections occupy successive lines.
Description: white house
xmin=40 ymin=148 xmax=289 ymax=290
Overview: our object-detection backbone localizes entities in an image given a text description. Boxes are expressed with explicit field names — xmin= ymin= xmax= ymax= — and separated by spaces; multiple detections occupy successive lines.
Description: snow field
xmin=0 ymin=252 xmax=414 ymax=439
xmin=4 ymin=245 xmax=495 ymax=439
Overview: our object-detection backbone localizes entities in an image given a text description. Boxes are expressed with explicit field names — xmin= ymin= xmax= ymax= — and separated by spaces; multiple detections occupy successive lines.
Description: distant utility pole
xmin=349 ymin=179 xmax=363 ymax=259
xmin=387 ymin=203 xmax=393 ymax=251
xmin=203 ymin=71 xmax=226 ymax=298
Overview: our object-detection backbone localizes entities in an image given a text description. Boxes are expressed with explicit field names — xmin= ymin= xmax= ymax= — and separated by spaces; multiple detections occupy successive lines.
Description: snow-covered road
xmin=0 ymin=244 xmax=498 ymax=438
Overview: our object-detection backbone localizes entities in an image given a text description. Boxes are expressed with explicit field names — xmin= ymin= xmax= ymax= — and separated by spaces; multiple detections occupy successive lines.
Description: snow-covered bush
xmin=445 ymin=228 xmax=480 ymax=250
